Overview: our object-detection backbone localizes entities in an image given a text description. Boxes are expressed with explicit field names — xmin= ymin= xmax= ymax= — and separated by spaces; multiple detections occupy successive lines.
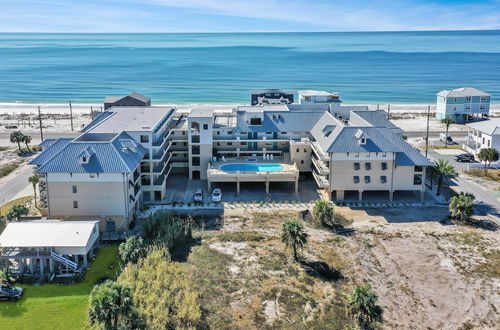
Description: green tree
xmin=28 ymin=174 xmax=39 ymax=207
xmin=313 ymin=200 xmax=334 ymax=226
xmin=88 ymin=280 xmax=142 ymax=330
xmin=9 ymin=131 xmax=25 ymax=152
xmin=119 ymin=236 xmax=146 ymax=264
xmin=119 ymin=247 xmax=202 ymax=329
xmin=440 ymin=118 xmax=456 ymax=148
xmin=433 ymin=159 xmax=458 ymax=196
xmin=449 ymin=192 xmax=475 ymax=223
xmin=0 ymin=268 xmax=15 ymax=288
xmin=142 ymin=214 xmax=193 ymax=250
xmin=7 ymin=204 xmax=29 ymax=220
xmin=281 ymin=218 xmax=308 ymax=261
xmin=348 ymin=284 xmax=383 ymax=330
xmin=22 ymin=134 xmax=32 ymax=152
xmin=476 ymin=148 xmax=499 ymax=175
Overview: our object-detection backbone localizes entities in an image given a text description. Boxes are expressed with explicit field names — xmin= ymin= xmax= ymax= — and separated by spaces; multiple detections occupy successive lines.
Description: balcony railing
xmin=311 ymin=156 xmax=329 ymax=175
xmin=312 ymin=170 xmax=329 ymax=188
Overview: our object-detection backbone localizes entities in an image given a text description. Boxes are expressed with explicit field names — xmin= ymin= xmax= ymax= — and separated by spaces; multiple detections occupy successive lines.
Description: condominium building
xmin=436 ymin=87 xmax=491 ymax=123
xmin=32 ymin=93 xmax=432 ymax=231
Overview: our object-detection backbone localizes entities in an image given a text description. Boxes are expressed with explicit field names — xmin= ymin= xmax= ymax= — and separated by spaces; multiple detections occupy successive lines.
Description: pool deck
xmin=207 ymin=158 xmax=299 ymax=194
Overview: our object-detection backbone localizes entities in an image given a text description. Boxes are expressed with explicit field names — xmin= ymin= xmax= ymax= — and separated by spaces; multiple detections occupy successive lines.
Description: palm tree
xmin=9 ymin=131 xmax=25 ymax=152
xmin=433 ymin=159 xmax=458 ymax=195
xmin=281 ymin=218 xmax=308 ymax=261
xmin=88 ymin=280 xmax=135 ymax=330
xmin=28 ymin=174 xmax=39 ymax=207
xmin=476 ymin=148 xmax=499 ymax=175
xmin=313 ymin=200 xmax=334 ymax=226
xmin=426 ymin=165 xmax=438 ymax=190
xmin=348 ymin=284 xmax=383 ymax=329
xmin=449 ymin=192 xmax=475 ymax=222
xmin=440 ymin=118 xmax=456 ymax=148
xmin=22 ymin=134 xmax=32 ymax=152
xmin=119 ymin=236 xmax=146 ymax=264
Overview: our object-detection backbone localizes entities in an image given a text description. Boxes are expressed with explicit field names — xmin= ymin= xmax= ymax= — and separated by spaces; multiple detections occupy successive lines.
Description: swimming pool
xmin=219 ymin=163 xmax=284 ymax=172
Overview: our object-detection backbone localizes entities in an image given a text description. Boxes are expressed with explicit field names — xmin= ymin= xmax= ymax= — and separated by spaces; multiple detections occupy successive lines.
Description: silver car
xmin=193 ymin=189 xmax=203 ymax=203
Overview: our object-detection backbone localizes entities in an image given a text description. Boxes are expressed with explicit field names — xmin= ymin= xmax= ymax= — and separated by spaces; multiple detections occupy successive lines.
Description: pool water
xmin=219 ymin=163 xmax=284 ymax=172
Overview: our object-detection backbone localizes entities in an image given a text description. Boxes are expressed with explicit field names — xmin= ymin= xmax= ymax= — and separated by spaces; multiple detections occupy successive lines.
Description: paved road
xmin=405 ymin=130 xmax=467 ymax=139
xmin=0 ymin=131 xmax=80 ymax=145
xmin=425 ymin=149 xmax=500 ymax=218
xmin=0 ymin=164 xmax=34 ymax=205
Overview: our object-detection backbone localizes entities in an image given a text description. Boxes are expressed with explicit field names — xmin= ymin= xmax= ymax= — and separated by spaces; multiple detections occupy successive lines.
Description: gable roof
xmin=236 ymin=109 xmax=325 ymax=133
xmin=104 ymin=92 xmax=150 ymax=104
xmin=36 ymin=132 xmax=145 ymax=174
xmin=0 ymin=220 xmax=99 ymax=248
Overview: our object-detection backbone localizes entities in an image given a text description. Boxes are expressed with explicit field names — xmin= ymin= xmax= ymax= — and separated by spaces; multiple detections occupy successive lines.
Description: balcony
xmin=312 ymin=170 xmax=329 ymax=188
xmin=311 ymin=156 xmax=329 ymax=175
xmin=311 ymin=141 xmax=329 ymax=161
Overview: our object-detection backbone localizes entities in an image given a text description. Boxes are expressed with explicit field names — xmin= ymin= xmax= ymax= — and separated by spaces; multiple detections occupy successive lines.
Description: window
xmin=192 ymin=157 xmax=200 ymax=166
xmin=353 ymin=176 xmax=360 ymax=184
xmin=354 ymin=162 xmax=360 ymax=170
xmin=90 ymin=173 xmax=96 ymax=178
xmin=73 ymin=201 xmax=78 ymax=208
xmin=466 ymin=96 xmax=471 ymax=102
xmin=453 ymin=107 xmax=457 ymax=111
xmin=82 ymin=156 xmax=87 ymax=163
xmin=381 ymin=176 xmax=387 ymax=184
xmin=241 ymin=142 xmax=247 ymax=145
xmin=465 ymin=105 xmax=470 ymax=110
xmin=172 ymin=142 xmax=177 ymax=145
xmin=413 ymin=174 xmax=422 ymax=185
xmin=191 ymin=135 xmax=200 ymax=143
xmin=481 ymin=96 xmax=487 ymax=101
xmin=381 ymin=162 xmax=387 ymax=171
xmin=72 ymin=185 xmax=77 ymax=194
xmin=454 ymin=98 xmax=457 ymax=103
xmin=303 ymin=148 xmax=307 ymax=153
xmin=140 ymin=135 xmax=149 ymax=143
xmin=266 ymin=132 xmax=272 ymax=135
xmin=488 ymin=140 xmax=490 ymax=147
xmin=192 ymin=145 xmax=200 ymax=155
xmin=480 ymin=105 xmax=485 ymax=110
xmin=360 ymin=138 xmax=366 ymax=145
xmin=227 ymin=142 xmax=232 ymax=146
xmin=203 ymin=124 xmax=208 ymax=130
xmin=296 ymin=148 xmax=300 ymax=152
xmin=364 ymin=176 xmax=371 ymax=184
xmin=365 ymin=162 xmax=371 ymax=170
xmin=217 ymin=131 xmax=220 ymax=135
xmin=483 ymin=137 xmax=485 ymax=144
xmin=250 ymin=118 xmax=262 ymax=125
xmin=415 ymin=166 xmax=423 ymax=172
xmin=300 ymin=160 xmax=304 ymax=164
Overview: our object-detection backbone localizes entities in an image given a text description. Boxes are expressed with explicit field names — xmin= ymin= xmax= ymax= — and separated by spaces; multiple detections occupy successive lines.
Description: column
xmin=358 ymin=190 xmax=363 ymax=201
xmin=420 ymin=191 xmax=425 ymax=202
xmin=39 ymin=258 xmax=44 ymax=278
xmin=83 ymin=254 xmax=88 ymax=268
xmin=265 ymin=181 xmax=269 ymax=195
xmin=207 ymin=180 xmax=211 ymax=191
xmin=29 ymin=258 xmax=34 ymax=274
xmin=389 ymin=191 xmax=394 ymax=201
xmin=295 ymin=178 xmax=299 ymax=194
xmin=49 ymin=258 xmax=54 ymax=273
xmin=236 ymin=180 xmax=240 ymax=195
xmin=336 ymin=190 xmax=344 ymax=201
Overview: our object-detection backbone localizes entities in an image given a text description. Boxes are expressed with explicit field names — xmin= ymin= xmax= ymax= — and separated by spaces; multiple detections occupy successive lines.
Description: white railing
xmin=311 ymin=156 xmax=329 ymax=175
xmin=51 ymin=251 xmax=77 ymax=270
xmin=312 ymin=170 xmax=329 ymax=188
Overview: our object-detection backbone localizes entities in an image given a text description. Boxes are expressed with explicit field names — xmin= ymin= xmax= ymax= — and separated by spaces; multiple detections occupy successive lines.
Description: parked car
xmin=193 ymin=189 xmax=203 ymax=203
xmin=440 ymin=133 xmax=453 ymax=145
xmin=211 ymin=188 xmax=222 ymax=203
xmin=454 ymin=153 xmax=475 ymax=162
xmin=0 ymin=286 xmax=23 ymax=301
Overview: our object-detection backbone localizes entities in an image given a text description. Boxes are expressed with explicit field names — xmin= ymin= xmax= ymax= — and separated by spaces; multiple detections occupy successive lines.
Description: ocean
xmin=0 ymin=31 xmax=499 ymax=104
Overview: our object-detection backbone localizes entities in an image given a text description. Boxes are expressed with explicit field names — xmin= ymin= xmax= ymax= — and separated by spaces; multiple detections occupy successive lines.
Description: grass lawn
xmin=0 ymin=245 xmax=120 ymax=330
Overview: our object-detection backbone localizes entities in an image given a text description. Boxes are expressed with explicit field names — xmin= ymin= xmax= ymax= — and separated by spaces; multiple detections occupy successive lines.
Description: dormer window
xmin=82 ymin=156 xmax=87 ymax=163
xmin=250 ymin=117 xmax=262 ymax=125
xmin=360 ymin=138 xmax=366 ymax=145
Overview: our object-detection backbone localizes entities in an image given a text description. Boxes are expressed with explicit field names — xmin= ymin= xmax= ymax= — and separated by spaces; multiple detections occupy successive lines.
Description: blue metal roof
xmin=36 ymin=132 xmax=145 ymax=174
xmin=30 ymin=138 xmax=73 ymax=166
xmin=236 ymin=110 xmax=325 ymax=133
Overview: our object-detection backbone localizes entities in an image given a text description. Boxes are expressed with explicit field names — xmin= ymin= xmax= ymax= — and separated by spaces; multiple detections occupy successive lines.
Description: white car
xmin=193 ymin=189 xmax=203 ymax=203
xmin=211 ymin=188 xmax=222 ymax=203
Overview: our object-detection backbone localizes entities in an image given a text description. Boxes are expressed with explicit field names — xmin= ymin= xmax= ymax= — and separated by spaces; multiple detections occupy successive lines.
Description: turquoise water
xmin=0 ymin=31 xmax=499 ymax=103
xmin=219 ymin=163 xmax=284 ymax=172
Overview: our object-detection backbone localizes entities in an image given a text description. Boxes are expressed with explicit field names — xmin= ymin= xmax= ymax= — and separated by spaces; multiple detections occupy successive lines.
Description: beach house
xmin=250 ymin=89 xmax=294 ymax=105
xmin=298 ymin=90 xmax=341 ymax=104
xmin=436 ymin=87 xmax=491 ymax=123
xmin=463 ymin=118 xmax=500 ymax=155
xmin=104 ymin=92 xmax=151 ymax=110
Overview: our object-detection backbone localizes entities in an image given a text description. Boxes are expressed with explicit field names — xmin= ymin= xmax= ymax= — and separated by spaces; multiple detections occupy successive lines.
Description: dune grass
xmin=0 ymin=245 xmax=120 ymax=330
xmin=0 ymin=196 xmax=33 ymax=217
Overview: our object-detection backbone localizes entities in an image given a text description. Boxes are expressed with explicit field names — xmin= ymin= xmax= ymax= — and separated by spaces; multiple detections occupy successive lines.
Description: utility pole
xmin=425 ymin=105 xmax=431 ymax=158
xmin=69 ymin=100 xmax=74 ymax=131
xmin=38 ymin=106 xmax=44 ymax=142
xmin=376 ymin=104 xmax=379 ymax=110
xmin=387 ymin=104 xmax=391 ymax=120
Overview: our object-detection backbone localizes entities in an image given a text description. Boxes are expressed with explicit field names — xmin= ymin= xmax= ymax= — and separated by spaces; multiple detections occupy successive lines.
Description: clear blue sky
xmin=1 ymin=0 xmax=499 ymax=32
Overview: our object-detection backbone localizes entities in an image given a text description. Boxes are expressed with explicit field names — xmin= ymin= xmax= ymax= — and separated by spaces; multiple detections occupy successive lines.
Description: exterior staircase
xmin=50 ymin=251 xmax=77 ymax=270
